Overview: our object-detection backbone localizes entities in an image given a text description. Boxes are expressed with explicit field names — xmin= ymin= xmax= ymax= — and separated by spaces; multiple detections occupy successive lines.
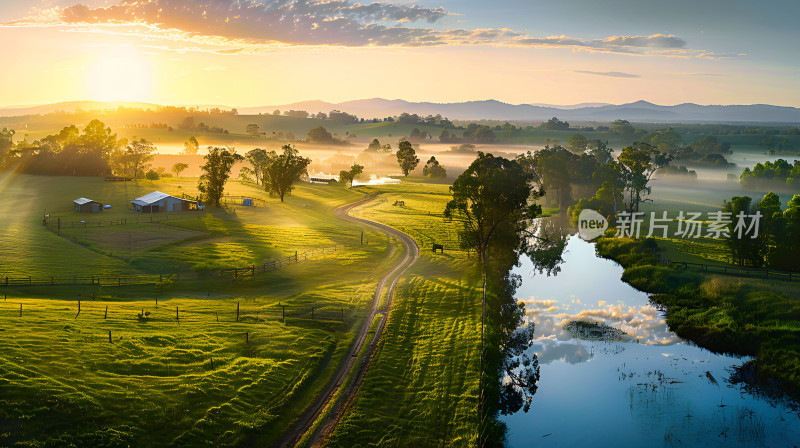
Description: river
xmin=501 ymin=234 xmax=800 ymax=447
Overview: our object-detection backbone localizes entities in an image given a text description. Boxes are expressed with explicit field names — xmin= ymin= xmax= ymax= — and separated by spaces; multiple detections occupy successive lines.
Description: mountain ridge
xmin=2 ymin=99 xmax=799 ymax=124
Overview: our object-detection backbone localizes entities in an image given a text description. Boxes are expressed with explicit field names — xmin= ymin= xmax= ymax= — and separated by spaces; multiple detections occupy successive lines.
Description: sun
xmin=86 ymin=47 xmax=154 ymax=102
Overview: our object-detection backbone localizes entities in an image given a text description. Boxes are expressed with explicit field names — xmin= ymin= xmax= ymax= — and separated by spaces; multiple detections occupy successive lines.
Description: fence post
xmin=104 ymin=305 xmax=108 ymax=319
xmin=19 ymin=303 xmax=22 ymax=317
xmin=295 ymin=251 xmax=298 ymax=263
xmin=251 ymin=265 xmax=255 ymax=275
xmin=236 ymin=302 xmax=240 ymax=322
xmin=176 ymin=306 xmax=179 ymax=321
xmin=108 ymin=330 xmax=112 ymax=343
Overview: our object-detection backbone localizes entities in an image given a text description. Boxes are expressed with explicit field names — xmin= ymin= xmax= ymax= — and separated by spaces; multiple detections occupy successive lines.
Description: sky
xmin=0 ymin=0 xmax=798 ymax=108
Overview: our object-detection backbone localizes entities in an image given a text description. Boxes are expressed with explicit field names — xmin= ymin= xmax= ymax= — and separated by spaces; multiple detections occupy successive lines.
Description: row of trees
xmin=1 ymin=120 xmax=120 ymax=175
xmin=177 ymin=117 xmax=229 ymax=134
xmin=723 ymin=193 xmax=800 ymax=271
xmin=510 ymin=141 xmax=671 ymax=222
xmin=740 ymin=159 xmax=800 ymax=190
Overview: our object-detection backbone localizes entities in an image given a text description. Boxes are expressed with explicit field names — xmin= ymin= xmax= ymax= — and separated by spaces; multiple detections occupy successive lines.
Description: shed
xmin=73 ymin=197 xmax=103 ymax=213
xmin=131 ymin=191 xmax=197 ymax=213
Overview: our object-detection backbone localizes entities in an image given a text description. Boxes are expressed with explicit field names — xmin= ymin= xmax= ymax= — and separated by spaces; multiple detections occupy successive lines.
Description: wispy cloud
xmin=571 ymin=70 xmax=641 ymax=78
xmin=2 ymin=0 xmax=738 ymax=59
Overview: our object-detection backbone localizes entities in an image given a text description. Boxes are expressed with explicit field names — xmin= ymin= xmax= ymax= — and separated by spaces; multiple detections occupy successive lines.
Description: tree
xmin=610 ymin=119 xmax=636 ymax=136
xmin=396 ymin=140 xmax=419 ymax=176
xmin=264 ymin=145 xmax=311 ymax=202
xmin=588 ymin=140 xmax=613 ymax=163
xmin=617 ymin=143 xmax=671 ymax=212
xmin=273 ymin=109 xmax=280 ymax=115
xmin=567 ymin=134 xmax=589 ymax=154
xmin=145 ymin=169 xmax=159 ymax=181
xmin=722 ymin=196 xmax=763 ymax=267
xmin=443 ymin=152 xmax=543 ymax=436
xmin=182 ymin=136 xmax=199 ymax=155
xmin=365 ymin=138 xmax=382 ymax=152
xmin=246 ymin=123 xmax=261 ymax=137
xmin=80 ymin=119 xmax=118 ymax=160
xmin=307 ymin=126 xmax=333 ymax=143
xmin=1 ymin=128 xmax=16 ymax=168
xmin=517 ymin=146 xmax=575 ymax=209
xmin=198 ymin=147 xmax=243 ymax=206
xmin=172 ymin=162 xmax=189 ymax=177
xmin=245 ymin=148 xmax=275 ymax=185
xmin=422 ymin=156 xmax=447 ymax=179
xmin=643 ymin=127 xmax=683 ymax=153
xmin=125 ymin=138 xmax=156 ymax=180
xmin=338 ymin=163 xmax=364 ymax=187
xmin=540 ymin=117 xmax=570 ymax=130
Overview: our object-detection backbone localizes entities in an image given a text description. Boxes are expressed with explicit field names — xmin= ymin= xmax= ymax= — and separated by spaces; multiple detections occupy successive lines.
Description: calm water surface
xmin=502 ymin=235 xmax=800 ymax=447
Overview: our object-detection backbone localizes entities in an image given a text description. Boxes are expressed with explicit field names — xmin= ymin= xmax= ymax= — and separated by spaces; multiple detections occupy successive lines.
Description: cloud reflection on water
xmin=523 ymin=296 xmax=681 ymax=361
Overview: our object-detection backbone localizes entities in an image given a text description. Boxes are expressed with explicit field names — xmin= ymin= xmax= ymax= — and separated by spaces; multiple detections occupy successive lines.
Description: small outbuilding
xmin=73 ymin=197 xmax=103 ymax=213
xmin=131 ymin=191 xmax=198 ymax=213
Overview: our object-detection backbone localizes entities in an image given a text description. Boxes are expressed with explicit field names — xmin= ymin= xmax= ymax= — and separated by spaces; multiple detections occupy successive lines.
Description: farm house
xmin=131 ymin=191 xmax=198 ymax=213
xmin=73 ymin=197 xmax=103 ymax=213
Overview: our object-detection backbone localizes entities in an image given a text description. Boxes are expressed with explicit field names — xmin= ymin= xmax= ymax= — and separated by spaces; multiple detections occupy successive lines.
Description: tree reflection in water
xmin=497 ymin=214 xmax=573 ymax=415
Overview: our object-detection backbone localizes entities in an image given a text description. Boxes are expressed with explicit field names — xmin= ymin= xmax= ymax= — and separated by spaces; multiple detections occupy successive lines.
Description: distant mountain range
xmin=240 ymin=99 xmax=800 ymax=124
xmin=2 ymin=99 xmax=799 ymax=124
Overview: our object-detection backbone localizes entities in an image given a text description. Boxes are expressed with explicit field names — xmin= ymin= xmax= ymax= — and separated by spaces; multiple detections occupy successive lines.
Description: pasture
xmin=0 ymin=172 xmax=411 ymax=447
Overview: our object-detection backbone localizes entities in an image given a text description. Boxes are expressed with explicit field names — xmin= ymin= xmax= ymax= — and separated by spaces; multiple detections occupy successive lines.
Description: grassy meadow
xmin=0 ymin=172 xmax=415 ymax=447
xmin=321 ymin=180 xmax=482 ymax=447
xmin=0 ymin=172 xmax=384 ymax=278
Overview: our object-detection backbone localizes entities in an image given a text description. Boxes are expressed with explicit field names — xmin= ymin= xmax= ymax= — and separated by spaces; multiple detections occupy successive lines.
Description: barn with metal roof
xmin=131 ymin=191 xmax=197 ymax=213
xmin=73 ymin=197 xmax=103 ymax=213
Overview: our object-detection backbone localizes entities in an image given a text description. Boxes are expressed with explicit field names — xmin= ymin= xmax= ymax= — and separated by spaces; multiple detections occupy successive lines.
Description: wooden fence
xmin=674 ymin=261 xmax=799 ymax=282
xmin=0 ymin=245 xmax=343 ymax=288
xmin=645 ymin=246 xmax=798 ymax=282
xmin=2 ymin=299 xmax=357 ymax=324
xmin=44 ymin=211 xmax=208 ymax=232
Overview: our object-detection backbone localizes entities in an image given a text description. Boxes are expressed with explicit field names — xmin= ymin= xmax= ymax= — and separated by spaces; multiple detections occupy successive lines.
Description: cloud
xmin=2 ymin=1 xmax=734 ymax=58
xmin=571 ymin=70 xmax=641 ymax=78
xmin=600 ymin=34 xmax=685 ymax=48
xmin=525 ymin=300 xmax=680 ymax=346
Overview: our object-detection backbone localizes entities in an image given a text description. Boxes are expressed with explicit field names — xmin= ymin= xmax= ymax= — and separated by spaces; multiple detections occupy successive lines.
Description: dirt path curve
xmin=273 ymin=195 xmax=420 ymax=448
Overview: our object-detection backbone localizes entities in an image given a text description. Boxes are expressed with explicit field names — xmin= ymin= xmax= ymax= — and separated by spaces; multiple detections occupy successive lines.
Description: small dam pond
xmin=502 ymin=234 xmax=800 ymax=447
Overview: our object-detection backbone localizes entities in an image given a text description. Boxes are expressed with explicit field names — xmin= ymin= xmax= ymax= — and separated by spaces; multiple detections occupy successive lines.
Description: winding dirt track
xmin=273 ymin=195 xmax=420 ymax=448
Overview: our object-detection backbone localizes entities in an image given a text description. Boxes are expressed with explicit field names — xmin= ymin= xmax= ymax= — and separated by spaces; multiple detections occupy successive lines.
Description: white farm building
xmin=131 ymin=191 xmax=198 ymax=213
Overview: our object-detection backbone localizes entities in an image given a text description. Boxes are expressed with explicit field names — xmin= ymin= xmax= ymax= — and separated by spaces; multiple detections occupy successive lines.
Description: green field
xmin=0 ymin=173 xmax=384 ymax=278
xmin=320 ymin=181 xmax=481 ymax=447
xmin=0 ymin=173 xmax=414 ymax=447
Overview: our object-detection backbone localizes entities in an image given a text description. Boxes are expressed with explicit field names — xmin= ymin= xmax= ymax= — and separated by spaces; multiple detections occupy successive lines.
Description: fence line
xmin=2 ymin=300 xmax=356 ymax=324
xmin=644 ymin=247 xmax=799 ymax=282
xmin=674 ymin=261 xmax=799 ymax=282
xmin=0 ymin=245 xmax=346 ymax=288
xmin=43 ymin=211 xmax=209 ymax=232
